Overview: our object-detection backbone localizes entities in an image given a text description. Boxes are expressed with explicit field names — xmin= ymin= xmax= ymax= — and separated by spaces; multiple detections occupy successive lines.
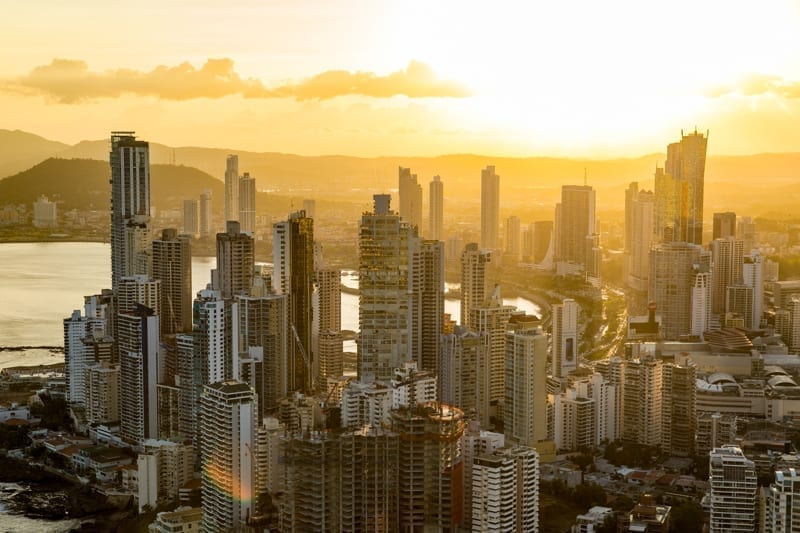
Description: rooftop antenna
xmin=172 ymin=149 xmax=176 ymax=166
xmin=584 ymin=167 xmax=587 ymax=187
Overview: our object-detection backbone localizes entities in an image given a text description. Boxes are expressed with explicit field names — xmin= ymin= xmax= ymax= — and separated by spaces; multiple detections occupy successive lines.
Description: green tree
xmin=669 ymin=501 xmax=704 ymax=533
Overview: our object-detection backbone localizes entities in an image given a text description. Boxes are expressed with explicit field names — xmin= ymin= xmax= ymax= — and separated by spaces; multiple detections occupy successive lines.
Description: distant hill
xmin=0 ymin=130 xmax=70 ymax=178
xmin=0 ymin=158 xmax=224 ymax=212
xmin=4 ymin=130 xmax=800 ymax=219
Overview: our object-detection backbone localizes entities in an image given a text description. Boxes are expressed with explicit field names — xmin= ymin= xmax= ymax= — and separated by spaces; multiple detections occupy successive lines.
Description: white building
xmin=472 ymin=445 xmax=539 ymax=532
xmin=765 ymin=468 xmax=800 ymax=533
xmin=340 ymin=362 xmax=436 ymax=428
xmin=709 ymin=445 xmax=757 ymax=533
xmin=33 ymin=195 xmax=57 ymax=227
xmin=552 ymin=299 xmax=579 ymax=378
xmin=504 ymin=322 xmax=548 ymax=448
xmin=200 ymin=381 xmax=257 ymax=532
xmin=572 ymin=506 xmax=613 ymax=533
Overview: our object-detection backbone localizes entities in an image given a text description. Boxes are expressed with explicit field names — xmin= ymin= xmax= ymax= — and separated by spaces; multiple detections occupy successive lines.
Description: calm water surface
xmin=0 ymin=242 xmax=539 ymax=365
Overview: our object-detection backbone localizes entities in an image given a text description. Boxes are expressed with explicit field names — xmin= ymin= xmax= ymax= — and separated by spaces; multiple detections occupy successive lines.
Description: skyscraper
xmin=505 ymin=215 xmax=521 ymax=261
xmin=654 ymin=130 xmax=708 ymax=244
xmin=471 ymin=285 xmax=516 ymax=403
xmin=554 ymin=185 xmax=596 ymax=270
xmin=199 ymin=189 xmax=213 ymax=238
xmin=183 ymin=199 xmax=199 ymax=236
xmin=390 ymin=403 xmax=465 ymax=531
xmin=119 ymin=303 xmax=160 ymax=444
xmin=339 ymin=426 xmax=400 ymax=532
xmin=429 ymin=175 xmax=443 ymax=240
xmin=272 ymin=210 xmax=314 ymax=392
xmin=765 ymin=468 xmax=800 ymax=532
xmin=649 ymin=241 xmax=706 ymax=340
xmin=622 ymin=356 xmax=663 ymax=447
xmin=224 ymin=154 xmax=239 ymax=223
xmin=742 ymin=250 xmax=764 ymax=329
xmin=713 ymin=211 xmax=737 ymax=240
xmin=313 ymin=266 xmax=342 ymax=387
xmin=480 ymin=165 xmax=500 ymax=250
xmin=152 ymin=228 xmax=192 ymax=335
xmin=708 ymin=446 xmax=757 ymax=533
xmin=471 ymin=446 xmax=539 ymax=532
xmin=661 ymin=361 xmax=696 ymax=457
xmin=200 ymin=380 xmax=257 ymax=532
xmin=440 ymin=326 xmax=491 ymax=428
xmin=358 ymin=195 xmax=414 ymax=382
xmin=238 ymin=172 xmax=256 ymax=234
xmin=398 ymin=166 xmax=423 ymax=229
xmin=624 ymin=183 xmax=654 ymax=292
xmin=711 ymin=237 xmax=744 ymax=315
xmin=409 ymin=238 xmax=444 ymax=373
xmin=235 ymin=280 xmax=288 ymax=415
xmin=215 ymin=221 xmax=254 ymax=300
xmin=460 ymin=243 xmax=491 ymax=329
xmin=504 ymin=318 xmax=548 ymax=448
xmin=532 ymin=220 xmax=553 ymax=265
xmin=110 ymin=132 xmax=150 ymax=291
xmin=552 ymin=298 xmax=578 ymax=378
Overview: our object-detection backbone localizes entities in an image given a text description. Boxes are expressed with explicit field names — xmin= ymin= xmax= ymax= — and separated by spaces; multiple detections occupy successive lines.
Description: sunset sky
xmin=2 ymin=0 xmax=800 ymax=156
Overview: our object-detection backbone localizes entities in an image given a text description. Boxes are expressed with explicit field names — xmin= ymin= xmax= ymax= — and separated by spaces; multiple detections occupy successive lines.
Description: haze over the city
xmin=3 ymin=0 xmax=800 ymax=157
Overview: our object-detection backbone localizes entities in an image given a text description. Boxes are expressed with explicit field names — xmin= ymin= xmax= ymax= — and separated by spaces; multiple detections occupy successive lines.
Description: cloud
xmin=4 ymin=58 xmax=470 ymax=103
xmin=706 ymin=73 xmax=800 ymax=99
xmin=269 ymin=60 xmax=470 ymax=100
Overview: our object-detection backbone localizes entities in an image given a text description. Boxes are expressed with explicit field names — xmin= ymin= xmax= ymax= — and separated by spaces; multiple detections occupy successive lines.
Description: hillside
xmin=0 ymin=158 xmax=224 ymax=212
xmin=4 ymin=130 xmax=800 ymax=219
xmin=0 ymin=130 xmax=70 ymax=179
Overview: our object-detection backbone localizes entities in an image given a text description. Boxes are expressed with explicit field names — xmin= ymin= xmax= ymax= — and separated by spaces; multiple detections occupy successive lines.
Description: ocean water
xmin=0 ymin=241 xmax=540 ymax=365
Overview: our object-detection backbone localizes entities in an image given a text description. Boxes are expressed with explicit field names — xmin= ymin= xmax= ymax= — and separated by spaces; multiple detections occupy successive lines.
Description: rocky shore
xmin=0 ymin=456 xmax=130 ymax=528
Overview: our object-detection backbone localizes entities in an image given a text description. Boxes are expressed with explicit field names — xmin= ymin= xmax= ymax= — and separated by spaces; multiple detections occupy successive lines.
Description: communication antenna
xmin=583 ymin=167 xmax=587 ymax=187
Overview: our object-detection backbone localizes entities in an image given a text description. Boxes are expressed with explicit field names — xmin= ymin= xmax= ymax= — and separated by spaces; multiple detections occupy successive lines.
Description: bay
xmin=0 ymin=242 xmax=540 ymax=367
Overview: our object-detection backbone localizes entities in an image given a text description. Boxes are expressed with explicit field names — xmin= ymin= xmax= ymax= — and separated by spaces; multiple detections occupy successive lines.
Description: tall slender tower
xmin=480 ymin=165 xmax=500 ymax=250
xmin=358 ymin=194 xmax=414 ymax=382
xmin=235 ymin=280 xmax=288 ymax=415
xmin=711 ymin=237 xmax=744 ymax=315
xmin=655 ymin=130 xmax=708 ymax=244
xmin=152 ymin=228 xmax=192 ymax=335
xmin=238 ymin=172 xmax=256 ymax=234
xmin=272 ymin=211 xmax=314 ymax=392
xmin=224 ymin=154 xmax=239 ymax=223
xmin=119 ymin=303 xmax=160 ymax=444
xmin=215 ymin=221 xmax=255 ymax=300
xmin=199 ymin=190 xmax=213 ymax=238
xmin=471 ymin=285 xmax=516 ymax=403
xmin=313 ymin=265 xmax=343 ymax=387
xmin=504 ymin=318 xmax=548 ymax=448
xmin=554 ymin=185 xmax=596 ymax=270
xmin=552 ymin=299 xmax=579 ymax=378
xmin=505 ymin=215 xmax=521 ymax=261
xmin=183 ymin=199 xmax=199 ymax=236
xmin=429 ymin=175 xmax=443 ymax=240
xmin=398 ymin=167 xmax=423 ymax=229
xmin=624 ymin=183 xmax=654 ymax=292
xmin=200 ymin=380 xmax=257 ymax=532
xmin=460 ymin=243 xmax=491 ymax=328
xmin=110 ymin=132 xmax=150 ymax=291
xmin=409 ymin=238 xmax=444 ymax=374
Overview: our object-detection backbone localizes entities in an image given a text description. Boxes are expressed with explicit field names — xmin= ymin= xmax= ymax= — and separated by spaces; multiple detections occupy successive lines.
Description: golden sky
xmin=2 ymin=0 xmax=800 ymax=156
